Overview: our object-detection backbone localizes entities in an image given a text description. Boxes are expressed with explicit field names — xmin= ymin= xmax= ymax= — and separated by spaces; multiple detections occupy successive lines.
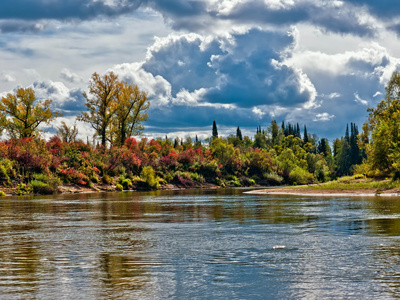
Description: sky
xmin=1 ymin=0 xmax=400 ymax=143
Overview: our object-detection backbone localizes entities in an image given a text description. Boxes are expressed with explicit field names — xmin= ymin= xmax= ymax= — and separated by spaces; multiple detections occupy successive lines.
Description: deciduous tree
xmin=364 ymin=71 xmax=400 ymax=174
xmin=57 ymin=121 xmax=78 ymax=143
xmin=0 ymin=87 xmax=61 ymax=138
xmin=78 ymin=72 xmax=120 ymax=147
xmin=111 ymin=82 xmax=149 ymax=146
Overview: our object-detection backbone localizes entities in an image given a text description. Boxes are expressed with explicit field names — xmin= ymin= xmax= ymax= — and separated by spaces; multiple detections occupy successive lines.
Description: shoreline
xmin=245 ymin=187 xmax=400 ymax=197
xmin=0 ymin=182 xmax=223 ymax=197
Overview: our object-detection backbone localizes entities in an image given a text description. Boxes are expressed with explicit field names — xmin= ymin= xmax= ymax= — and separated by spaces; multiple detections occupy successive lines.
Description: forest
xmin=0 ymin=71 xmax=399 ymax=195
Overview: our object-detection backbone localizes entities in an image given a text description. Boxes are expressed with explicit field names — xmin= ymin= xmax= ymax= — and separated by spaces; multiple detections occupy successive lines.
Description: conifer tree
xmin=271 ymin=120 xmax=280 ymax=146
xmin=236 ymin=126 xmax=243 ymax=141
xmin=212 ymin=121 xmax=218 ymax=139
xmin=296 ymin=123 xmax=301 ymax=138
xmin=304 ymin=125 xmax=309 ymax=143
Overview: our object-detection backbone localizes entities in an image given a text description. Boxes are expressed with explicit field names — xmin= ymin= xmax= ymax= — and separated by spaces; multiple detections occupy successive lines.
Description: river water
xmin=1 ymin=188 xmax=400 ymax=299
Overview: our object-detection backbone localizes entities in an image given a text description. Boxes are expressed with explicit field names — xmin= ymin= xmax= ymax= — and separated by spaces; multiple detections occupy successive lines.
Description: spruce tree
xmin=271 ymin=120 xmax=279 ymax=145
xmin=296 ymin=123 xmax=301 ymax=138
xmin=236 ymin=126 xmax=243 ymax=140
xmin=212 ymin=121 xmax=218 ymax=139
xmin=345 ymin=124 xmax=350 ymax=143
xmin=304 ymin=125 xmax=309 ymax=143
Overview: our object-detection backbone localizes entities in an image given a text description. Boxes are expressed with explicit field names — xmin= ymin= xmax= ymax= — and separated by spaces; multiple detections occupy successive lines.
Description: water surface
xmin=1 ymin=189 xmax=400 ymax=299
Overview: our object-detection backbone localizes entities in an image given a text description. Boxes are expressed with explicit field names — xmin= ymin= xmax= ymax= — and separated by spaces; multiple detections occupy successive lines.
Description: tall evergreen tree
xmin=304 ymin=125 xmax=309 ymax=143
xmin=345 ymin=124 xmax=350 ymax=142
xmin=350 ymin=123 xmax=362 ymax=166
xmin=212 ymin=121 xmax=218 ymax=139
xmin=271 ymin=120 xmax=279 ymax=145
xmin=236 ymin=126 xmax=243 ymax=140
xmin=296 ymin=123 xmax=301 ymax=138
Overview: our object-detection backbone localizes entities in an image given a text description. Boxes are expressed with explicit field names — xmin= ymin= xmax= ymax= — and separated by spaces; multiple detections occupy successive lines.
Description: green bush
xmin=215 ymin=177 xmax=226 ymax=187
xmin=102 ymin=174 xmax=113 ymax=185
xmin=264 ymin=172 xmax=284 ymax=185
xmin=122 ymin=178 xmax=132 ymax=190
xmin=288 ymin=167 xmax=314 ymax=185
xmin=0 ymin=159 xmax=14 ymax=182
xmin=0 ymin=191 xmax=6 ymax=197
xmin=190 ymin=172 xmax=205 ymax=183
xmin=228 ymin=180 xmax=241 ymax=187
xmin=141 ymin=166 xmax=159 ymax=189
xmin=0 ymin=164 xmax=9 ymax=181
xmin=115 ymin=184 xmax=123 ymax=191
xmin=30 ymin=180 xmax=52 ymax=194
xmin=33 ymin=173 xmax=49 ymax=182
xmin=162 ymin=171 xmax=174 ymax=183
xmin=16 ymin=183 xmax=33 ymax=195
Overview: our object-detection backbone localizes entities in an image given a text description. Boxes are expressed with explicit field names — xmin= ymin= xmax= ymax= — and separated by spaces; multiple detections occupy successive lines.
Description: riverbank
xmin=0 ymin=181 xmax=222 ymax=196
xmin=246 ymin=177 xmax=400 ymax=197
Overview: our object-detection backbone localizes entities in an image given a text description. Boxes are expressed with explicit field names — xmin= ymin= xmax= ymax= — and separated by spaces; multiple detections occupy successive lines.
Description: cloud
xmin=0 ymin=0 xmax=386 ymax=38
xmin=0 ymin=72 xmax=15 ymax=83
xmin=0 ymin=20 xmax=47 ymax=33
xmin=140 ymin=29 xmax=316 ymax=109
xmin=354 ymin=93 xmax=368 ymax=105
xmin=313 ymin=112 xmax=335 ymax=121
xmin=0 ymin=0 xmax=144 ymax=21
xmin=112 ymin=62 xmax=172 ymax=107
xmin=343 ymin=0 xmax=400 ymax=18
xmin=60 ymin=69 xmax=83 ymax=84
xmin=31 ymin=80 xmax=86 ymax=115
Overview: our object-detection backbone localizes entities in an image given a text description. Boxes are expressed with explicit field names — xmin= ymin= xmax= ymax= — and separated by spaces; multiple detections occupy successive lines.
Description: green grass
xmin=292 ymin=176 xmax=400 ymax=191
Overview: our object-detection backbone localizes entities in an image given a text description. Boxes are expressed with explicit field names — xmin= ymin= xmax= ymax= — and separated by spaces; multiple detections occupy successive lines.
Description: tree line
xmin=0 ymin=70 xmax=399 ymax=195
xmin=0 ymin=71 xmax=149 ymax=148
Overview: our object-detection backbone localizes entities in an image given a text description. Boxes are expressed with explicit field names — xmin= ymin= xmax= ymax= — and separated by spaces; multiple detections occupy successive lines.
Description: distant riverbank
xmin=0 ymin=181 xmax=222 ymax=197
xmin=246 ymin=177 xmax=400 ymax=197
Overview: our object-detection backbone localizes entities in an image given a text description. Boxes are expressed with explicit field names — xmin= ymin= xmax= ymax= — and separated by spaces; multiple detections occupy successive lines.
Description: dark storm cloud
xmin=0 ymin=0 xmax=382 ymax=37
xmin=142 ymin=29 xmax=315 ymax=108
xmin=204 ymin=29 xmax=314 ymax=107
xmin=224 ymin=0 xmax=374 ymax=37
xmin=0 ymin=20 xmax=46 ymax=33
xmin=142 ymin=35 xmax=223 ymax=95
xmin=0 ymin=0 xmax=144 ymax=21
xmin=148 ymin=0 xmax=207 ymax=18
xmin=389 ymin=23 xmax=400 ymax=37
xmin=343 ymin=0 xmax=400 ymax=18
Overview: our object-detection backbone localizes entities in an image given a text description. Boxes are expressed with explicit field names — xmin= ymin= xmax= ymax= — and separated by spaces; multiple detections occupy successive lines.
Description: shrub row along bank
xmin=0 ymin=133 xmax=332 ymax=195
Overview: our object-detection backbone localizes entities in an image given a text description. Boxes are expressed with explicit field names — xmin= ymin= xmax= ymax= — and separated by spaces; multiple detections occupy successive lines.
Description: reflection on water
xmin=1 ymin=189 xmax=400 ymax=299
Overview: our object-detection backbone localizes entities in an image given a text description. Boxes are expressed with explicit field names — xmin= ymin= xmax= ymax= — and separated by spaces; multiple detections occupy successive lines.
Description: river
xmin=1 ymin=188 xmax=400 ymax=299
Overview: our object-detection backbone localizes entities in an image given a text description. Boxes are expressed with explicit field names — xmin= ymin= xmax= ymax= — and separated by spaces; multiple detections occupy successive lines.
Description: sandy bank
xmin=245 ymin=187 xmax=400 ymax=197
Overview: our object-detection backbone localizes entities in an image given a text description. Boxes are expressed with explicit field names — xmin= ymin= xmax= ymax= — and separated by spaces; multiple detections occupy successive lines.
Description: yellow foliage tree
xmin=79 ymin=72 xmax=149 ymax=147
xmin=0 ymin=87 xmax=61 ymax=138
xmin=78 ymin=72 xmax=121 ymax=147
xmin=111 ymin=81 xmax=149 ymax=146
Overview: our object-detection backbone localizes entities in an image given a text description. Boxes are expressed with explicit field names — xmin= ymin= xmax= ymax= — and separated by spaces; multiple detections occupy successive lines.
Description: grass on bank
xmin=290 ymin=175 xmax=400 ymax=191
